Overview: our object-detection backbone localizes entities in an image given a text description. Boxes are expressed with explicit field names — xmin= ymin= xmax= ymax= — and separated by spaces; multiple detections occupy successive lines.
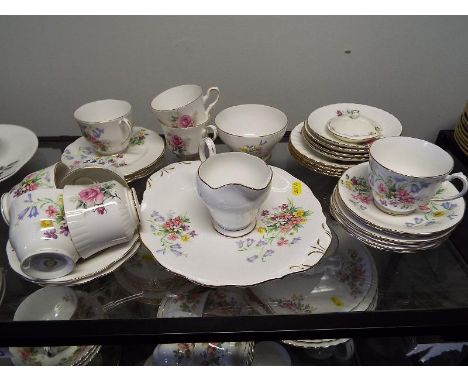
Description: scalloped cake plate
xmin=61 ymin=127 xmax=165 ymax=182
xmin=140 ymin=161 xmax=331 ymax=287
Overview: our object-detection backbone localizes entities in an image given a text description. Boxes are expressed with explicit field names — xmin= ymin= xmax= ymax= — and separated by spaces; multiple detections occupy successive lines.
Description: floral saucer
xmin=307 ymin=104 xmax=402 ymax=149
xmin=61 ymin=127 xmax=165 ymax=182
xmin=140 ymin=161 xmax=331 ymax=287
xmin=6 ymin=234 xmax=140 ymax=285
xmin=0 ymin=125 xmax=38 ymax=182
xmin=250 ymin=222 xmax=375 ymax=315
xmin=337 ymin=162 xmax=465 ymax=235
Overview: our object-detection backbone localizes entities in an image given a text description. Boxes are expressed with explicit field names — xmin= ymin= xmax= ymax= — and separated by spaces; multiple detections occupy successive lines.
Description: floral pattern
xmin=74 ymin=182 xmax=120 ymax=215
xmin=148 ymin=211 xmax=197 ymax=256
xmin=63 ymin=147 xmax=128 ymax=168
xmin=10 ymin=168 xmax=52 ymax=198
xmin=342 ymin=172 xmax=459 ymax=228
xmin=167 ymin=134 xmax=187 ymax=155
xmin=129 ymin=129 xmax=149 ymax=146
xmin=169 ymin=114 xmax=195 ymax=129
xmin=79 ymin=125 xmax=111 ymax=153
xmin=369 ymin=173 xmax=419 ymax=211
xmin=12 ymin=346 xmax=82 ymax=366
xmin=337 ymin=249 xmax=367 ymax=298
xmin=16 ymin=193 xmax=69 ymax=240
xmin=175 ymin=293 xmax=203 ymax=313
xmin=268 ymin=294 xmax=316 ymax=314
xmin=172 ymin=343 xmax=195 ymax=364
xmin=236 ymin=200 xmax=312 ymax=263
xmin=239 ymin=140 xmax=267 ymax=158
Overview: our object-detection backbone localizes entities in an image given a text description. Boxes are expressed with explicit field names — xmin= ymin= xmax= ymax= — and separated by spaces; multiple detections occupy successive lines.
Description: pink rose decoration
xmin=79 ymin=186 xmax=104 ymax=205
xmin=177 ymin=115 xmax=194 ymax=128
xmin=170 ymin=135 xmax=186 ymax=149
xmin=45 ymin=205 xmax=59 ymax=217
xmin=95 ymin=207 xmax=106 ymax=215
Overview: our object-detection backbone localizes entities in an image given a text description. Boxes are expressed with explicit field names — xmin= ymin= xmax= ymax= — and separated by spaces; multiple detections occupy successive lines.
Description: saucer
xmin=6 ymin=234 xmax=140 ymax=285
xmin=140 ymin=161 xmax=331 ymax=287
xmin=337 ymin=162 xmax=465 ymax=235
xmin=61 ymin=127 xmax=165 ymax=182
xmin=0 ymin=125 xmax=38 ymax=182
xmin=307 ymin=103 xmax=402 ymax=149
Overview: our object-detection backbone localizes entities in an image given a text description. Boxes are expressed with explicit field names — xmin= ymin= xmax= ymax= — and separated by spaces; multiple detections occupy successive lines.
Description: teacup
xmin=197 ymin=138 xmax=272 ymax=237
xmin=368 ymin=136 xmax=468 ymax=215
xmin=74 ymin=99 xmax=134 ymax=155
xmin=214 ymin=104 xmax=287 ymax=160
xmin=151 ymin=84 xmax=220 ymax=127
xmin=161 ymin=117 xmax=218 ymax=159
xmin=9 ymin=189 xmax=80 ymax=280
xmin=63 ymin=180 xmax=140 ymax=259
xmin=2 ymin=163 xmax=70 ymax=225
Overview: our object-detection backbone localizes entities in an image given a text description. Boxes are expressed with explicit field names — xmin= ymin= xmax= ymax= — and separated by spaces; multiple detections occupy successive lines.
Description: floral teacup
xmin=63 ymin=181 xmax=140 ymax=259
xmin=214 ymin=104 xmax=287 ymax=160
xmin=74 ymin=99 xmax=134 ymax=155
xmin=161 ymin=117 xmax=217 ymax=159
xmin=369 ymin=136 xmax=468 ymax=215
xmin=2 ymin=163 xmax=70 ymax=225
xmin=9 ymin=189 xmax=80 ymax=280
xmin=151 ymin=84 xmax=220 ymax=127
xmin=197 ymin=138 xmax=273 ymax=237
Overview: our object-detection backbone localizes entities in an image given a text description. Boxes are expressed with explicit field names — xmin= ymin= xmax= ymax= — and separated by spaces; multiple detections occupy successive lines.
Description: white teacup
xmin=214 ymin=104 xmax=287 ymax=160
xmin=161 ymin=118 xmax=217 ymax=159
xmin=74 ymin=99 xmax=134 ymax=155
xmin=369 ymin=136 xmax=468 ymax=215
xmin=9 ymin=189 xmax=80 ymax=280
xmin=2 ymin=163 xmax=69 ymax=225
xmin=151 ymin=84 xmax=220 ymax=127
xmin=63 ymin=180 xmax=140 ymax=259
xmin=197 ymin=138 xmax=273 ymax=237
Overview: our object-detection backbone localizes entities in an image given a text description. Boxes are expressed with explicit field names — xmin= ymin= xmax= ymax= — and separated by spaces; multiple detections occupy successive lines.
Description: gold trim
xmin=215 ymin=104 xmax=288 ymax=138
xmin=288 ymin=141 xmax=345 ymax=176
xmin=369 ymin=137 xmax=454 ymax=179
xmin=150 ymin=84 xmax=203 ymax=112
xmin=74 ymin=101 xmax=132 ymax=125
xmin=303 ymin=125 xmax=370 ymax=154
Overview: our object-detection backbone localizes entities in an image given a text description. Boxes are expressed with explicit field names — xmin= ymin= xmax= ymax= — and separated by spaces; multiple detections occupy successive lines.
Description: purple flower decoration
xmin=170 ymin=243 xmax=183 ymax=256
xmin=247 ymin=255 xmax=258 ymax=263
xmin=441 ymin=202 xmax=456 ymax=210
xmin=263 ymin=249 xmax=274 ymax=257
xmin=24 ymin=193 xmax=33 ymax=203
xmin=43 ymin=229 xmax=58 ymax=239
xmin=246 ymin=238 xmax=255 ymax=247
xmin=28 ymin=206 xmax=39 ymax=218
xmin=236 ymin=240 xmax=244 ymax=249
xmin=18 ymin=207 xmax=30 ymax=220
xmin=414 ymin=217 xmax=424 ymax=224
xmin=189 ymin=230 xmax=197 ymax=238
xmin=151 ymin=211 xmax=165 ymax=222
xmin=291 ymin=237 xmax=301 ymax=245
xmin=256 ymin=240 xmax=267 ymax=247
xmin=60 ymin=225 xmax=70 ymax=236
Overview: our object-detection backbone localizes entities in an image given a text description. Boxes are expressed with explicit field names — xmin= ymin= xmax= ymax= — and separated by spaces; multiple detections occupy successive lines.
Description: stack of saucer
xmin=330 ymin=162 xmax=466 ymax=253
xmin=454 ymin=102 xmax=468 ymax=156
xmin=289 ymin=103 xmax=402 ymax=177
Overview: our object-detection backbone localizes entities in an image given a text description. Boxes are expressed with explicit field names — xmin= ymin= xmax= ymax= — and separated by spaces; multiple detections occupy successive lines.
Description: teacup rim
xmin=150 ymin=84 xmax=203 ymax=112
xmin=197 ymin=152 xmax=273 ymax=191
xmin=369 ymin=136 xmax=454 ymax=179
xmin=215 ymin=104 xmax=288 ymax=138
xmin=74 ymin=99 xmax=132 ymax=125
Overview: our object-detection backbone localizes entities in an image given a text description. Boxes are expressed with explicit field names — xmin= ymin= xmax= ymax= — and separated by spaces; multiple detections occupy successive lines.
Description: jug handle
xmin=199 ymin=137 xmax=217 ymax=162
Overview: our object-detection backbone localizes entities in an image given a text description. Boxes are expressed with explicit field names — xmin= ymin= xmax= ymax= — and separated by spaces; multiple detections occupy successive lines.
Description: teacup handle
xmin=199 ymin=137 xmax=216 ymax=162
xmin=202 ymin=87 xmax=220 ymax=116
xmin=205 ymin=124 xmax=218 ymax=141
xmin=120 ymin=117 xmax=134 ymax=142
xmin=431 ymin=172 xmax=468 ymax=202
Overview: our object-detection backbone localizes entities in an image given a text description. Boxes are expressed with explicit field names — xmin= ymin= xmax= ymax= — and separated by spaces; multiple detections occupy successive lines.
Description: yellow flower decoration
xmin=331 ymin=296 xmax=344 ymax=307
xmin=181 ymin=235 xmax=190 ymax=242
xmin=293 ymin=210 xmax=304 ymax=217
xmin=433 ymin=211 xmax=445 ymax=217
xmin=344 ymin=180 xmax=353 ymax=190
xmin=40 ymin=219 xmax=54 ymax=228
xmin=256 ymin=227 xmax=266 ymax=235
xmin=240 ymin=147 xmax=249 ymax=153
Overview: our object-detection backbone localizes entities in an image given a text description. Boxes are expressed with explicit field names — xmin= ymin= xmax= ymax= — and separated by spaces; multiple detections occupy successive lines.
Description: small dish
xmin=327 ymin=109 xmax=381 ymax=143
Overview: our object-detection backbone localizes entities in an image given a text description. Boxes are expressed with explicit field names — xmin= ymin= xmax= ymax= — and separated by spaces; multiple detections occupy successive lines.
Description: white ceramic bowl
xmin=215 ymin=104 xmax=287 ymax=160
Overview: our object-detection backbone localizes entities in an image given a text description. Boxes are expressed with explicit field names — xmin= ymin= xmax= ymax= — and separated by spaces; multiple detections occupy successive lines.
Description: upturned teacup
xmin=2 ymin=163 xmax=69 ymax=225
xmin=214 ymin=104 xmax=287 ymax=160
xmin=161 ymin=117 xmax=218 ymax=159
xmin=197 ymin=138 xmax=272 ymax=237
xmin=63 ymin=180 xmax=140 ymax=259
xmin=9 ymin=189 xmax=80 ymax=280
xmin=74 ymin=99 xmax=134 ymax=155
xmin=151 ymin=84 xmax=220 ymax=127
xmin=368 ymin=136 xmax=468 ymax=215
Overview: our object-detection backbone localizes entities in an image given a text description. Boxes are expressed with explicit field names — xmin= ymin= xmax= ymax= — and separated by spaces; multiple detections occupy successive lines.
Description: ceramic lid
xmin=327 ymin=110 xmax=381 ymax=143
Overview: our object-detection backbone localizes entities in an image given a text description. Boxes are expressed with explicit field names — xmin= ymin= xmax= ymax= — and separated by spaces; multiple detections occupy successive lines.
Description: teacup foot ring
xmin=212 ymin=220 xmax=257 ymax=238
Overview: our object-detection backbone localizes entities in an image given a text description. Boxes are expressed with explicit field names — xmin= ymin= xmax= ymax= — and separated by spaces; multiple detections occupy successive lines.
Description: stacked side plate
xmin=454 ymin=102 xmax=468 ymax=156
xmin=330 ymin=162 xmax=465 ymax=253
xmin=290 ymin=103 xmax=402 ymax=177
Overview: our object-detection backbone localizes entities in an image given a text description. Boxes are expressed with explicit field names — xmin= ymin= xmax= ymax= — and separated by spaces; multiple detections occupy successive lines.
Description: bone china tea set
xmin=1 ymin=84 xmax=467 ymax=288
